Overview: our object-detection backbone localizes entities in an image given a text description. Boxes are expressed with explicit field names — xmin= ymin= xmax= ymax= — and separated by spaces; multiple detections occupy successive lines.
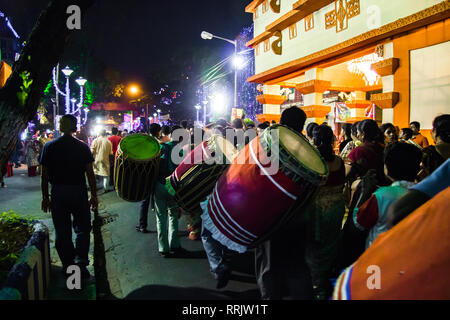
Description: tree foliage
xmin=0 ymin=0 xmax=95 ymax=171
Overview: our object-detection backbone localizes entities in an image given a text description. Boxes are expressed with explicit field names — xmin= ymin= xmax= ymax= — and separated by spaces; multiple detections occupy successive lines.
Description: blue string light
xmin=0 ymin=11 xmax=20 ymax=39
xmin=236 ymin=25 xmax=262 ymax=121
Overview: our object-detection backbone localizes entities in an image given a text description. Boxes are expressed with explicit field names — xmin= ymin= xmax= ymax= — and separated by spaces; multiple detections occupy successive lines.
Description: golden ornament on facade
xmin=325 ymin=0 xmax=360 ymax=33
xmin=269 ymin=0 xmax=281 ymax=13
xmin=305 ymin=14 xmax=314 ymax=31
xmin=271 ymin=31 xmax=283 ymax=55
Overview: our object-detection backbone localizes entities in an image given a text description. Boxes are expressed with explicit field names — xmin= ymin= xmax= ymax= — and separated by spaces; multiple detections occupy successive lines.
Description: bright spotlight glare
xmin=211 ymin=93 xmax=227 ymax=113
xmin=233 ymin=55 xmax=245 ymax=70
xmin=92 ymin=125 xmax=103 ymax=136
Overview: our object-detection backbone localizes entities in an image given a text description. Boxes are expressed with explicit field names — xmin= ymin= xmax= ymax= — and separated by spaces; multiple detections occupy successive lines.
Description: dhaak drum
xmin=166 ymin=134 xmax=237 ymax=214
xmin=202 ymin=125 xmax=329 ymax=253
xmin=114 ymin=134 xmax=161 ymax=202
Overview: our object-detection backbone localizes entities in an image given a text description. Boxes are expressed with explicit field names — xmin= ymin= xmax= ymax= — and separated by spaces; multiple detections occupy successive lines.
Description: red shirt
xmin=108 ymin=135 xmax=122 ymax=155
xmin=348 ymin=141 xmax=386 ymax=183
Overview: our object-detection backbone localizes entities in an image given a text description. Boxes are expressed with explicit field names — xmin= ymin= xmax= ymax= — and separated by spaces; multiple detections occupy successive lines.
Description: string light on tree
xmin=70 ymin=98 xmax=77 ymax=113
xmin=52 ymin=66 xmax=89 ymax=129
xmin=75 ymin=76 xmax=87 ymax=112
xmin=61 ymin=66 xmax=73 ymax=114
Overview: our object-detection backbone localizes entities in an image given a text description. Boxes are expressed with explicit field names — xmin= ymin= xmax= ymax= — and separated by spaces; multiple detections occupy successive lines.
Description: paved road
xmin=1 ymin=166 xmax=260 ymax=300
xmin=97 ymin=191 xmax=260 ymax=300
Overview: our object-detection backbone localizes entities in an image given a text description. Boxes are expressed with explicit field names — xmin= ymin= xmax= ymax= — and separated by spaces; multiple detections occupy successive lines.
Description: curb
xmin=0 ymin=221 xmax=51 ymax=300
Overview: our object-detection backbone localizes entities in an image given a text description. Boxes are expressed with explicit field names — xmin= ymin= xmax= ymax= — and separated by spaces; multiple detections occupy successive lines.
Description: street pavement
xmin=0 ymin=165 xmax=260 ymax=300
xmin=95 ymin=190 xmax=260 ymax=300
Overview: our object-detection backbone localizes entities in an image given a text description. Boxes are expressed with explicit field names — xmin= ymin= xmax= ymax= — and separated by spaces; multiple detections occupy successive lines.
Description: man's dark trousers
xmin=50 ymin=184 xmax=91 ymax=268
xmin=138 ymin=196 xmax=151 ymax=229
xmin=109 ymin=155 xmax=115 ymax=187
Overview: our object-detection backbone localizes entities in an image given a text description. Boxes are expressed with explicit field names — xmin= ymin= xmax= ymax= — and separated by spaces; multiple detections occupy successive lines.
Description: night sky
xmin=2 ymin=0 xmax=252 ymax=79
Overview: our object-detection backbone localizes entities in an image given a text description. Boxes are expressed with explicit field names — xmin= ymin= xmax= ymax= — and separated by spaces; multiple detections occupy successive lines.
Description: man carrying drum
xmin=137 ymin=123 xmax=162 ymax=233
xmin=153 ymin=125 xmax=189 ymax=257
xmin=254 ymin=106 xmax=314 ymax=299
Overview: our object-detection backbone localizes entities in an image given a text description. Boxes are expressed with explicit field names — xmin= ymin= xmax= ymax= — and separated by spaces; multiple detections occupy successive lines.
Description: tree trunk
xmin=0 ymin=0 xmax=95 ymax=172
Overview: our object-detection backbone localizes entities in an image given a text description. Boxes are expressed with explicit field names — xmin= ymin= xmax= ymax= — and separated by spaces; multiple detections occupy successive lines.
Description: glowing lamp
xmin=128 ymin=85 xmax=140 ymax=95
xmin=201 ymin=31 xmax=214 ymax=40
xmin=211 ymin=93 xmax=227 ymax=113
xmin=233 ymin=55 xmax=245 ymax=70
xmin=92 ymin=125 xmax=103 ymax=136
xmin=75 ymin=77 xmax=87 ymax=86
xmin=61 ymin=66 xmax=73 ymax=77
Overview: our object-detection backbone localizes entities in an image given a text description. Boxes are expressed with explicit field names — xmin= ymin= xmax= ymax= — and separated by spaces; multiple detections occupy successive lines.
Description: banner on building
xmin=334 ymin=103 xmax=350 ymax=123
xmin=159 ymin=114 xmax=170 ymax=121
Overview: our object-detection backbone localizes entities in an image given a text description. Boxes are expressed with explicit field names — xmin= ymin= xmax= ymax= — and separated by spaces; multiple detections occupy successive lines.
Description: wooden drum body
xmin=166 ymin=135 xmax=237 ymax=214
xmin=114 ymin=134 xmax=161 ymax=202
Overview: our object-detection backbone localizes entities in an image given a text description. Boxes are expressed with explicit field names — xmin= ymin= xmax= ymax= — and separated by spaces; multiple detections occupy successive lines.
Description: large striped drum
xmin=114 ymin=134 xmax=161 ymax=202
xmin=201 ymin=125 xmax=328 ymax=253
xmin=166 ymin=134 xmax=237 ymax=214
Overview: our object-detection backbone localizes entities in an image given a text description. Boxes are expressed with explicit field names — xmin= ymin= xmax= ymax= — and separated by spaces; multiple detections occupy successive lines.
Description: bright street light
xmin=61 ymin=66 xmax=73 ymax=77
xmin=233 ymin=55 xmax=245 ymax=70
xmin=201 ymin=30 xmax=238 ymax=109
xmin=211 ymin=93 xmax=227 ymax=114
xmin=201 ymin=31 xmax=214 ymax=40
xmin=128 ymin=84 xmax=140 ymax=96
xmin=75 ymin=77 xmax=87 ymax=86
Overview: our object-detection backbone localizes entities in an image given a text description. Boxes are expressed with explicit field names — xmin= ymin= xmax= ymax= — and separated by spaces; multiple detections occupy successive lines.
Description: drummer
xmin=254 ymin=106 xmax=314 ymax=299
xmin=136 ymin=123 xmax=162 ymax=233
xmin=153 ymin=125 xmax=189 ymax=258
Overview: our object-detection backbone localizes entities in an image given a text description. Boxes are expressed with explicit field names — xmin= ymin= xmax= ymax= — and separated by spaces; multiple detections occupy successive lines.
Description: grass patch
xmin=0 ymin=211 xmax=34 ymax=289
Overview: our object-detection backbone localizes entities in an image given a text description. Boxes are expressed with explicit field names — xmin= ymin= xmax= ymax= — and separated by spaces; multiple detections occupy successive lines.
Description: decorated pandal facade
xmin=246 ymin=0 xmax=450 ymax=141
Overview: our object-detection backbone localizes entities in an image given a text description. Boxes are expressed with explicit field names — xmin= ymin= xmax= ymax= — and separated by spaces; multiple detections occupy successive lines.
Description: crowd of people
xmin=0 ymin=130 xmax=54 ymax=187
xmin=4 ymin=107 xmax=448 ymax=299
xmin=121 ymin=109 xmax=450 ymax=299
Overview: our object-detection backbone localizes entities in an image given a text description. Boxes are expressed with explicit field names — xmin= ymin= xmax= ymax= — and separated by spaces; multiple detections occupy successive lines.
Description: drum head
xmin=278 ymin=126 xmax=327 ymax=175
xmin=119 ymin=134 xmax=160 ymax=160
xmin=212 ymin=135 xmax=238 ymax=163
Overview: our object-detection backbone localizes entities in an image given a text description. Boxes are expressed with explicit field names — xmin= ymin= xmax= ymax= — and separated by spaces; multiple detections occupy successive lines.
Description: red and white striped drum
xmin=201 ymin=125 xmax=329 ymax=253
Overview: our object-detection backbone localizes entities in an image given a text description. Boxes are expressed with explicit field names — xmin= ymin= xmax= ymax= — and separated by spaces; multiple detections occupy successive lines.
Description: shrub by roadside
xmin=0 ymin=211 xmax=35 ymax=289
